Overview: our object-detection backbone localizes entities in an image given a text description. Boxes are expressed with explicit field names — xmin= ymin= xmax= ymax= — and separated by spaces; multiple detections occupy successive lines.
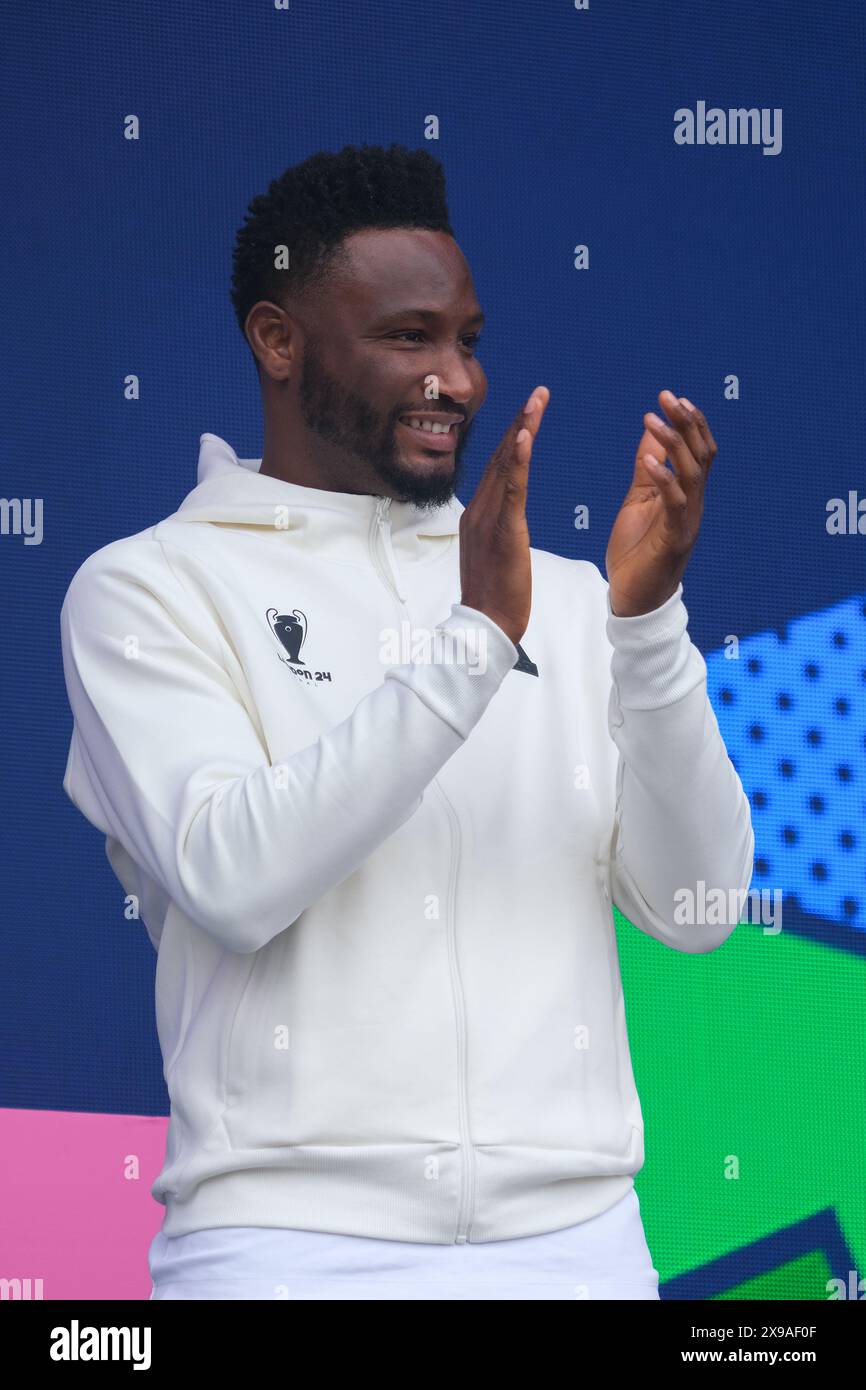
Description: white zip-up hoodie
xmin=60 ymin=432 xmax=754 ymax=1244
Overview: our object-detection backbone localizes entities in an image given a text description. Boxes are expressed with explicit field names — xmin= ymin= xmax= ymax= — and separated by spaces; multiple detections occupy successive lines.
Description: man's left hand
xmin=605 ymin=389 xmax=717 ymax=617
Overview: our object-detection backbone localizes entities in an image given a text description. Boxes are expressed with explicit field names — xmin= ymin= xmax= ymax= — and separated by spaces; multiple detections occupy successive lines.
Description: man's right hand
xmin=459 ymin=386 xmax=550 ymax=648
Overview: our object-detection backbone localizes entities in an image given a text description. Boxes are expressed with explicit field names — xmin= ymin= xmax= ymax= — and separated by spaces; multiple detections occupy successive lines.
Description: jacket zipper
xmin=368 ymin=497 xmax=475 ymax=1243
xmin=432 ymin=779 xmax=475 ymax=1242
xmin=369 ymin=497 xmax=406 ymax=602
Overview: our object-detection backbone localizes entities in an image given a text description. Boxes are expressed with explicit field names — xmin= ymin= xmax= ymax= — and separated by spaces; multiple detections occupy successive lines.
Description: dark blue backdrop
xmin=2 ymin=0 xmax=863 ymax=1166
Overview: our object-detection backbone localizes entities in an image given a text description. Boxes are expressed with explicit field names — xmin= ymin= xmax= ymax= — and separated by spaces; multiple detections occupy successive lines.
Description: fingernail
xmin=524 ymin=394 xmax=537 ymax=414
xmin=679 ymin=396 xmax=694 ymax=410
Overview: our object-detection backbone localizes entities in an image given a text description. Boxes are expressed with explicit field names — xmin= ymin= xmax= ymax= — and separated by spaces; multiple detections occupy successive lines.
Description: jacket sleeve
xmin=601 ymin=577 xmax=755 ymax=953
xmin=60 ymin=541 xmax=519 ymax=955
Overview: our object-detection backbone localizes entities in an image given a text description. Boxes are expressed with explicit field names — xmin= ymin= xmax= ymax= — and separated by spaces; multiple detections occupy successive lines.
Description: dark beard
xmin=297 ymin=337 xmax=471 ymax=510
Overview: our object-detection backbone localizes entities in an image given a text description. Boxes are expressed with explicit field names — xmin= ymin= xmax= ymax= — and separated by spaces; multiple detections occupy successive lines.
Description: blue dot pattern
xmin=707 ymin=595 xmax=866 ymax=930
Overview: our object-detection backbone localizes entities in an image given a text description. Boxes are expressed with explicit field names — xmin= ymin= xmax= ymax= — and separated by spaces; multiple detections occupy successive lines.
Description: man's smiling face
xmin=292 ymin=228 xmax=488 ymax=508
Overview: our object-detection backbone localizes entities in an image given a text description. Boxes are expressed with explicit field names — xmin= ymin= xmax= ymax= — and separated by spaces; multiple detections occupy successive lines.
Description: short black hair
xmin=230 ymin=142 xmax=455 ymax=358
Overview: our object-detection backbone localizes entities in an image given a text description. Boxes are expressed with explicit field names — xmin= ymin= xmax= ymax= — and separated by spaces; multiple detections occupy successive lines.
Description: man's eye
xmin=388 ymin=331 xmax=483 ymax=352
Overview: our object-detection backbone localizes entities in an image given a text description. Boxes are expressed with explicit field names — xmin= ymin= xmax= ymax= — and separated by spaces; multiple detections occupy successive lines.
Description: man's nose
xmin=427 ymin=354 xmax=482 ymax=410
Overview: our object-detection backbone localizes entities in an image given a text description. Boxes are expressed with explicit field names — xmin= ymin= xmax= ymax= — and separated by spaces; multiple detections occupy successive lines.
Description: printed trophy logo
xmin=266 ymin=607 xmax=333 ymax=685
xmin=268 ymin=607 xmax=307 ymax=665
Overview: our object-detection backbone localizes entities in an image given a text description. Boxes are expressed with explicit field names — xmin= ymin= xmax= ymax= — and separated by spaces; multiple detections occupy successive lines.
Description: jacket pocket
xmin=221 ymin=947 xmax=267 ymax=1114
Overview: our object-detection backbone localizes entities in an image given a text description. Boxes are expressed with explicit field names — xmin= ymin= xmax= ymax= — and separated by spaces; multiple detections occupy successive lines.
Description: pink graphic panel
xmin=0 ymin=1108 xmax=167 ymax=1300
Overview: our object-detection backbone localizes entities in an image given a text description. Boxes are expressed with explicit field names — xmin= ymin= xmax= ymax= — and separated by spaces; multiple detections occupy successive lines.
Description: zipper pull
xmin=373 ymin=496 xmax=405 ymax=603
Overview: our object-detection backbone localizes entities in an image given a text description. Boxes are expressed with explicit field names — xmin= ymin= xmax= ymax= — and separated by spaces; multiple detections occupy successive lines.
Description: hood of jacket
xmin=175 ymin=432 xmax=465 ymax=541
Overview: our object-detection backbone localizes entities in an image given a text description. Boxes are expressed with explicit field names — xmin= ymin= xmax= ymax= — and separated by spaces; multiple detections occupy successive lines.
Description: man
xmin=60 ymin=143 xmax=753 ymax=1301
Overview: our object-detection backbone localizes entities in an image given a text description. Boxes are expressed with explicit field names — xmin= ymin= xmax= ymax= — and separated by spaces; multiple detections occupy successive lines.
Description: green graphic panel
xmin=614 ymin=907 xmax=866 ymax=1297
xmin=713 ymin=1252 xmax=831 ymax=1300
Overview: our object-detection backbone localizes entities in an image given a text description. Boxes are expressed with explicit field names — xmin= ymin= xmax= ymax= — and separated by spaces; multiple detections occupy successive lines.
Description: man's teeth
xmin=400 ymin=417 xmax=454 ymax=434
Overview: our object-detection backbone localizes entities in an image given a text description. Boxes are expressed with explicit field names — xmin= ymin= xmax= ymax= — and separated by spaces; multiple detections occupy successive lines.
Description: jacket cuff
xmin=605 ymin=581 xmax=704 ymax=709
xmin=385 ymin=602 xmax=519 ymax=740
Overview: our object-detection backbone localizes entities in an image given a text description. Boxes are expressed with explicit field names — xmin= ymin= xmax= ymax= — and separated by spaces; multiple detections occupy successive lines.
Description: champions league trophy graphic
xmin=267 ymin=607 xmax=308 ymax=666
